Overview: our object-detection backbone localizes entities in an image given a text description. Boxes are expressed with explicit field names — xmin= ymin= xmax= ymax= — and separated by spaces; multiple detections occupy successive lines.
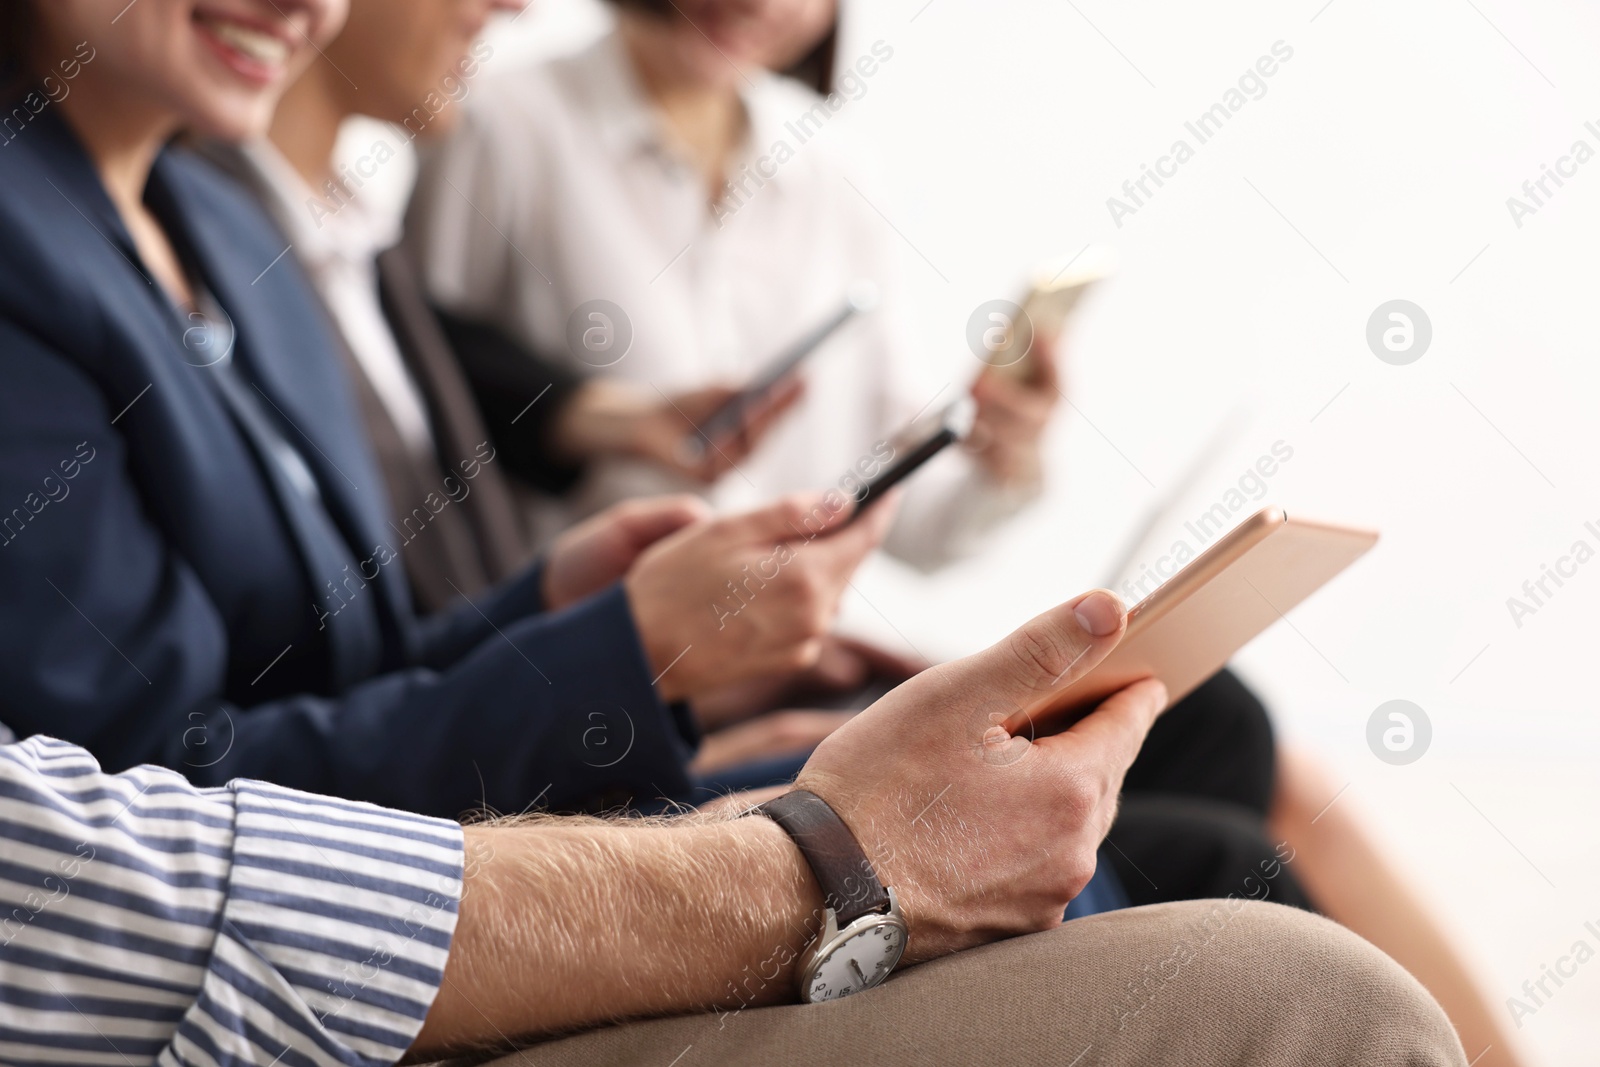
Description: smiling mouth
xmin=194 ymin=12 xmax=295 ymax=79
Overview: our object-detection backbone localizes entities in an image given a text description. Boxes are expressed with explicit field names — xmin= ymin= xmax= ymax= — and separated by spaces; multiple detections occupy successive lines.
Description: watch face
xmin=804 ymin=919 xmax=907 ymax=1002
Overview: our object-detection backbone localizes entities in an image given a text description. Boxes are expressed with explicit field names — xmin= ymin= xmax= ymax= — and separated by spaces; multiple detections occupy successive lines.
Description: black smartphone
xmin=848 ymin=399 xmax=975 ymax=522
xmin=690 ymin=282 xmax=878 ymax=452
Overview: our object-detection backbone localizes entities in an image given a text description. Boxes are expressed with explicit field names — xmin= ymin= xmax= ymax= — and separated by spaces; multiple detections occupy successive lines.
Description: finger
xmin=746 ymin=376 xmax=805 ymax=422
xmin=677 ymin=384 xmax=743 ymax=422
xmin=730 ymin=413 xmax=756 ymax=465
xmin=811 ymin=487 xmax=898 ymax=568
xmin=732 ymin=399 xmax=790 ymax=451
xmin=673 ymin=386 xmax=745 ymax=462
xmin=617 ymin=494 xmax=714 ymax=548
xmin=1034 ymin=677 xmax=1168 ymax=788
xmin=960 ymin=417 xmax=995 ymax=456
xmin=972 ymin=347 xmax=1061 ymax=404
xmin=734 ymin=379 xmax=805 ymax=447
xmin=806 ymin=638 xmax=875 ymax=691
xmin=973 ymin=376 xmax=1046 ymax=421
xmin=940 ymin=589 xmax=1127 ymax=710
xmin=677 ymin=463 xmax=726 ymax=486
xmin=978 ymin=412 xmax=1051 ymax=455
xmin=1029 ymin=333 xmax=1063 ymax=392
xmin=756 ymin=494 xmax=896 ymax=619
xmin=688 ymin=444 xmax=736 ymax=482
xmin=714 ymin=378 xmax=804 ymax=448
xmin=743 ymin=391 xmax=803 ymax=440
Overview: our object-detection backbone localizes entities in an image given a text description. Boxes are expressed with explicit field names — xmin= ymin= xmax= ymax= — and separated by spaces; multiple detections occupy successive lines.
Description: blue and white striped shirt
xmin=0 ymin=736 xmax=464 ymax=1066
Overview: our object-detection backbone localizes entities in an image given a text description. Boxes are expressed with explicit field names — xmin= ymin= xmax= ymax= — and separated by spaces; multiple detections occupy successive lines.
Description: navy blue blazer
xmin=0 ymin=110 xmax=695 ymax=817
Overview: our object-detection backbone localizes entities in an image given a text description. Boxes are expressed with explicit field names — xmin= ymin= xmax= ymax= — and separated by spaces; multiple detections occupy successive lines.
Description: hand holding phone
xmin=982 ymin=245 xmax=1115 ymax=386
xmin=687 ymin=281 xmax=879 ymax=458
xmin=846 ymin=399 xmax=976 ymax=523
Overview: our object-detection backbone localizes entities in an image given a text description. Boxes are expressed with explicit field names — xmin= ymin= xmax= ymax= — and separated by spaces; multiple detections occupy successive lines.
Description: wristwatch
xmin=753 ymin=790 xmax=908 ymax=1003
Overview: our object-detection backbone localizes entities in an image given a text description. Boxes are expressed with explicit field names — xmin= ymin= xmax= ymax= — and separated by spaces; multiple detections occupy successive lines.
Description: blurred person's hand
xmin=692 ymin=633 xmax=930 ymax=731
xmin=625 ymin=491 xmax=898 ymax=705
xmin=796 ymin=588 xmax=1168 ymax=963
xmin=643 ymin=379 xmax=806 ymax=482
xmin=542 ymin=495 xmax=712 ymax=611
xmin=551 ymin=378 xmax=804 ymax=484
xmin=688 ymin=709 xmax=855 ymax=776
xmin=967 ymin=334 xmax=1063 ymax=487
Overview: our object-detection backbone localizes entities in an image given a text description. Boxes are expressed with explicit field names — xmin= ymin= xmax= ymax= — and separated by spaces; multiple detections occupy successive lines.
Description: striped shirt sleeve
xmin=0 ymin=736 xmax=464 ymax=1067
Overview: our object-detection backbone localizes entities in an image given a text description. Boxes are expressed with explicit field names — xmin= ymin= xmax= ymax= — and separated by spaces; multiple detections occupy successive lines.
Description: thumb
xmin=729 ymin=491 xmax=849 ymax=543
xmin=813 ymin=486 xmax=898 ymax=564
xmin=677 ymin=384 xmax=743 ymax=422
xmin=947 ymin=589 xmax=1127 ymax=715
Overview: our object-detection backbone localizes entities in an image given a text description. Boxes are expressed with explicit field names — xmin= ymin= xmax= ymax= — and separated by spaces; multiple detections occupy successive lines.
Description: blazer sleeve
xmin=0 ymin=317 xmax=694 ymax=819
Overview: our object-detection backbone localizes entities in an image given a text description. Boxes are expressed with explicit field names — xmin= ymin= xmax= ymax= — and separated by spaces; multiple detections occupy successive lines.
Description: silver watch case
xmin=796 ymin=886 xmax=908 ymax=1003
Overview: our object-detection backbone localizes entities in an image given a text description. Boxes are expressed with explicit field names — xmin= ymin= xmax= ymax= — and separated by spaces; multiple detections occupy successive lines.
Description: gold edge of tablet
xmin=1123 ymin=505 xmax=1288 ymax=636
xmin=1277 ymin=511 xmax=1382 ymax=547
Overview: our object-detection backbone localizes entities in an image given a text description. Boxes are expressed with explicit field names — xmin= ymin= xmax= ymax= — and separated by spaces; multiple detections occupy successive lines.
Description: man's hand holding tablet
xmin=794 ymin=587 xmax=1165 ymax=963
xmin=1006 ymin=507 xmax=1378 ymax=736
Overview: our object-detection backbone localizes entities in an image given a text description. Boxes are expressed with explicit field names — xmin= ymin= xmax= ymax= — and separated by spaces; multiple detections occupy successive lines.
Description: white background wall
xmin=363 ymin=1 xmax=1600 ymax=1059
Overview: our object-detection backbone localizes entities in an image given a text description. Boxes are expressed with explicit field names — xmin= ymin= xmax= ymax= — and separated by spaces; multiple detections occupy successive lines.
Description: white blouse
xmin=406 ymin=29 xmax=1035 ymax=569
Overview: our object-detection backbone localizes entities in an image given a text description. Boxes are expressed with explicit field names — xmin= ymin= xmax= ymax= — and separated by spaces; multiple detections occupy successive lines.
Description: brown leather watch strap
xmin=754 ymin=790 xmax=890 ymax=926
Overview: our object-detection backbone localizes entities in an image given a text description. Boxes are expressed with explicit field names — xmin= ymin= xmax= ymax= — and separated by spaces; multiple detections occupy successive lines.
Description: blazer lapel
xmin=182 ymin=141 xmax=527 ymax=613
xmin=144 ymin=150 xmax=411 ymax=679
xmin=28 ymin=111 xmax=146 ymax=278
xmin=155 ymin=168 xmax=385 ymax=525
xmin=164 ymin=141 xmax=393 ymax=553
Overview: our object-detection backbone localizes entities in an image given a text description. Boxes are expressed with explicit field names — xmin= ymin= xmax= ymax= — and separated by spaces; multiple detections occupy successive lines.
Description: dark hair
xmin=606 ymin=0 xmax=839 ymax=95
xmin=782 ymin=22 xmax=836 ymax=97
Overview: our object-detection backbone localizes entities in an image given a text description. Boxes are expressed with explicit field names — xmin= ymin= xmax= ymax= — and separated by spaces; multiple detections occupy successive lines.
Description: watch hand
xmin=849 ymin=958 xmax=868 ymax=985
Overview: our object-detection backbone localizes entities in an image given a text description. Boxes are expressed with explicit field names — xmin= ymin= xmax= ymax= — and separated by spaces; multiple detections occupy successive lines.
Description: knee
xmin=862 ymin=900 xmax=1464 ymax=1067
xmin=1181 ymin=900 xmax=1466 ymax=1065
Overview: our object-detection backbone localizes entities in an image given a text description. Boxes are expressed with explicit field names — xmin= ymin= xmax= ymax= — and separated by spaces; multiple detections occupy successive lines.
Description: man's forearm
xmin=412 ymin=816 xmax=822 ymax=1056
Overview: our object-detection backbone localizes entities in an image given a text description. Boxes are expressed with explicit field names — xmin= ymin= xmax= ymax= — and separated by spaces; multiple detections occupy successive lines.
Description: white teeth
xmin=207 ymin=20 xmax=290 ymax=66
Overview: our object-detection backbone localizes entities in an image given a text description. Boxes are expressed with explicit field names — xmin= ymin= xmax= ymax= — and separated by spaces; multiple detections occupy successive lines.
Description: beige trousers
xmin=466 ymin=901 xmax=1465 ymax=1067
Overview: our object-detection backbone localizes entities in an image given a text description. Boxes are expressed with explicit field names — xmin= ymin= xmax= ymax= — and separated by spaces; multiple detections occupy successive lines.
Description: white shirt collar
xmin=574 ymin=30 xmax=663 ymax=160
xmin=574 ymin=29 xmax=795 ymax=192
xmin=239 ymin=137 xmax=404 ymax=275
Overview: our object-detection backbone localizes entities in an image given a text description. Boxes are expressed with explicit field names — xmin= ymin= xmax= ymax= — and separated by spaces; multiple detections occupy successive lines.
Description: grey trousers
xmin=474 ymin=901 xmax=1467 ymax=1067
